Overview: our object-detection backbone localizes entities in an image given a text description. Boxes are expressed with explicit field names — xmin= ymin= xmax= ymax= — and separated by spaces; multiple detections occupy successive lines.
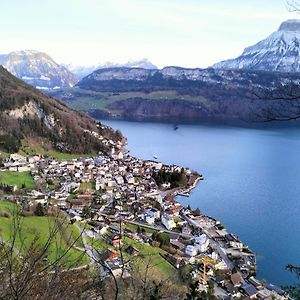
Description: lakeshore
xmin=0 ymin=119 xmax=299 ymax=298
xmin=102 ymin=119 xmax=300 ymax=286
xmin=0 ymin=139 xmax=288 ymax=298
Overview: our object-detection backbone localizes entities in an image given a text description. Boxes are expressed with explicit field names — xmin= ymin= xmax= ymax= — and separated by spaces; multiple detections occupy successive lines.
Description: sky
xmin=0 ymin=0 xmax=299 ymax=68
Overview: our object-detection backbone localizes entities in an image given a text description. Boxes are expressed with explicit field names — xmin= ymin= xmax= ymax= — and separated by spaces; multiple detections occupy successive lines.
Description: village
xmin=0 ymin=144 xmax=290 ymax=300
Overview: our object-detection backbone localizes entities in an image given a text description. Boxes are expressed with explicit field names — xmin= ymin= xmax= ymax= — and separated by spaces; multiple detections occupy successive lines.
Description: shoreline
xmin=166 ymin=172 xmax=203 ymax=200
xmin=163 ymin=171 xmax=257 ymax=270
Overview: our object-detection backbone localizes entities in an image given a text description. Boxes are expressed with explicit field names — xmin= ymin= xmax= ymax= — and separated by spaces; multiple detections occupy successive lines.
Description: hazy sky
xmin=0 ymin=0 xmax=299 ymax=68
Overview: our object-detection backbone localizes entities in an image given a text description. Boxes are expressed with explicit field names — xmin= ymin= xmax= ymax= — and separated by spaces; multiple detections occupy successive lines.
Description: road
xmin=126 ymin=220 xmax=193 ymax=239
xmin=75 ymin=223 xmax=100 ymax=266
xmin=180 ymin=210 xmax=234 ymax=270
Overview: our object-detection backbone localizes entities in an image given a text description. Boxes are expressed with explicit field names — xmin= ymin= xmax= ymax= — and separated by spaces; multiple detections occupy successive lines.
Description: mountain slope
xmin=0 ymin=50 xmax=77 ymax=89
xmin=69 ymin=58 xmax=157 ymax=79
xmin=0 ymin=66 xmax=122 ymax=154
xmin=213 ymin=19 xmax=300 ymax=72
xmin=55 ymin=66 xmax=300 ymax=123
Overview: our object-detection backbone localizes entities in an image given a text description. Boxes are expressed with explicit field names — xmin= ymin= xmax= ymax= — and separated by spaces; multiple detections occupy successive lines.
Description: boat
xmin=153 ymin=155 xmax=158 ymax=160
xmin=177 ymin=192 xmax=190 ymax=197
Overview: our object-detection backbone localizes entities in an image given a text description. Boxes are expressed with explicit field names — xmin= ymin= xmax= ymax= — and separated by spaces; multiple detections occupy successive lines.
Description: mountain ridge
xmin=0 ymin=50 xmax=78 ymax=89
xmin=213 ymin=19 xmax=300 ymax=72
xmin=68 ymin=58 xmax=158 ymax=79
xmin=45 ymin=65 xmax=300 ymax=124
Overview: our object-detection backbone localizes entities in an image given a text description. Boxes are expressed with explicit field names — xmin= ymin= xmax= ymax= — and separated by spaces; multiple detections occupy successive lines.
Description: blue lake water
xmin=102 ymin=120 xmax=300 ymax=286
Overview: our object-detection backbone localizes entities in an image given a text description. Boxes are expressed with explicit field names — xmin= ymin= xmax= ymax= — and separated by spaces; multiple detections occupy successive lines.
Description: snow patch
xmin=36 ymin=86 xmax=49 ymax=90
xmin=40 ymin=75 xmax=51 ymax=81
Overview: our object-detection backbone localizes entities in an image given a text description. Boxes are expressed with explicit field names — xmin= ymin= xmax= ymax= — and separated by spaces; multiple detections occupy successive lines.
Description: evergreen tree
xmin=34 ymin=203 xmax=45 ymax=216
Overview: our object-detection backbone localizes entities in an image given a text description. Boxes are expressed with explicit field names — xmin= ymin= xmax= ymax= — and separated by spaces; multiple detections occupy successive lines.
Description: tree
xmin=263 ymin=4 xmax=300 ymax=298
xmin=283 ymin=265 xmax=300 ymax=299
xmin=34 ymin=202 xmax=46 ymax=216
xmin=81 ymin=205 xmax=92 ymax=219
xmin=185 ymin=280 xmax=217 ymax=300
xmin=0 ymin=211 xmax=86 ymax=299
xmin=193 ymin=208 xmax=201 ymax=217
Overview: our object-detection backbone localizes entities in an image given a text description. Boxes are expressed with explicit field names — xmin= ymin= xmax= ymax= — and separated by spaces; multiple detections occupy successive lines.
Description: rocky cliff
xmin=0 ymin=66 xmax=122 ymax=154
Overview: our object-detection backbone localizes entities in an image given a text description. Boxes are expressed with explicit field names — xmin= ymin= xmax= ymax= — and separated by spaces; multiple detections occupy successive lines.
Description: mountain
xmin=76 ymin=66 xmax=292 ymax=91
xmin=0 ymin=50 xmax=78 ymax=89
xmin=51 ymin=66 xmax=300 ymax=124
xmin=69 ymin=58 xmax=157 ymax=79
xmin=0 ymin=66 xmax=122 ymax=154
xmin=213 ymin=19 xmax=300 ymax=72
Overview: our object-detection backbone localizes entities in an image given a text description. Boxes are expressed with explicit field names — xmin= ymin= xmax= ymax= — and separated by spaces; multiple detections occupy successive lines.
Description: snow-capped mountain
xmin=0 ymin=50 xmax=77 ymax=89
xmin=213 ymin=19 xmax=300 ymax=72
xmin=68 ymin=58 xmax=158 ymax=79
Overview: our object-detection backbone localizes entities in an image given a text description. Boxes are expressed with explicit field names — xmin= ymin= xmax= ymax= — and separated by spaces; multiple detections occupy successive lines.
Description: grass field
xmin=125 ymin=223 xmax=157 ymax=234
xmin=0 ymin=171 xmax=35 ymax=189
xmin=0 ymin=151 xmax=10 ymax=159
xmin=87 ymin=232 xmax=176 ymax=280
xmin=87 ymin=236 xmax=111 ymax=252
xmin=0 ymin=201 xmax=88 ymax=267
xmin=63 ymin=89 xmax=210 ymax=112
xmin=18 ymin=140 xmax=89 ymax=160
xmin=79 ymin=181 xmax=95 ymax=192
xmin=124 ymin=237 xmax=176 ymax=279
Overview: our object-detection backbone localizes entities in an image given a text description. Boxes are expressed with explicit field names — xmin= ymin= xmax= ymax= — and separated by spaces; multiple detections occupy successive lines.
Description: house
xmin=185 ymin=245 xmax=198 ymax=257
xmin=266 ymin=284 xmax=285 ymax=296
xmin=67 ymin=209 xmax=82 ymax=222
xmin=145 ymin=213 xmax=155 ymax=225
xmin=164 ymin=254 xmax=182 ymax=268
xmin=214 ymin=260 xmax=228 ymax=270
xmin=182 ymin=224 xmax=192 ymax=235
xmin=242 ymin=283 xmax=258 ymax=298
xmin=195 ymin=234 xmax=209 ymax=252
xmin=143 ymin=208 xmax=160 ymax=225
xmin=111 ymin=148 xmax=124 ymax=160
xmin=248 ymin=276 xmax=262 ymax=289
xmin=215 ymin=274 xmax=227 ymax=286
xmin=226 ymin=234 xmax=243 ymax=249
xmin=10 ymin=153 xmax=26 ymax=162
xmin=98 ymin=223 xmax=109 ymax=235
xmin=230 ymin=272 xmax=244 ymax=287
xmin=170 ymin=240 xmax=186 ymax=252
xmin=165 ymin=206 xmax=180 ymax=216
xmin=125 ymin=245 xmax=139 ymax=256
xmin=224 ymin=281 xmax=236 ymax=295
xmin=101 ymin=249 xmax=119 ymax=261
xmin=115 ymin=175 xmax=124 ymax=185
xmin=125 ymin=174 xmax=135 ymax=184
xmin=108 ymin=234 xmax=122 ymax=248
xmin=161 ymin=213 xmax=176 ymax=230
xmin=77 ymin=194 xmax=92 ymax=200
xmin=107 ymin=179 xmax=117 ymax=187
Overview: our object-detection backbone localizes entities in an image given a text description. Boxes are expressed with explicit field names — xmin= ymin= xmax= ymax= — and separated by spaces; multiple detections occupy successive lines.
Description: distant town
xmin=0 ymin=137 xmax=289 ymax=299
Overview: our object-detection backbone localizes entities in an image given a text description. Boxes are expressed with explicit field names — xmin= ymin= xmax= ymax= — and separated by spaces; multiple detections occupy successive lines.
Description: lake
xmin=102 ymin=119 xmax=300 ymax=286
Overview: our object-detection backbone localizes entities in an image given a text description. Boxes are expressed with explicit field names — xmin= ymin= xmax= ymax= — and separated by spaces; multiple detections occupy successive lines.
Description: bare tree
xmin=287 ymin=0 xmax=300 ymax=12
xmin=0 ymin=207 xmax=88 ymax=300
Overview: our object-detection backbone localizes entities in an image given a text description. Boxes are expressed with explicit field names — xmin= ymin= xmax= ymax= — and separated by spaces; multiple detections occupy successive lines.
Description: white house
xmin=144 ymin=208 xmax=160 ymax=225
xmin=115 ymin=175 xmax=124 ymax=185
xmin=185 ymin=245 xmax=198 ymax=257
xmin=98 ymin=224 xmax=109 ymax=235
xmin=125 ymin=174 xmax=135 ymax=184
xmin=145 ymin=214 xmax=155 ymax=225
xmin=161 ymin=213 xmax=176 ymax=230
xmin=195 ymin=234 xmax=209 ymax=253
